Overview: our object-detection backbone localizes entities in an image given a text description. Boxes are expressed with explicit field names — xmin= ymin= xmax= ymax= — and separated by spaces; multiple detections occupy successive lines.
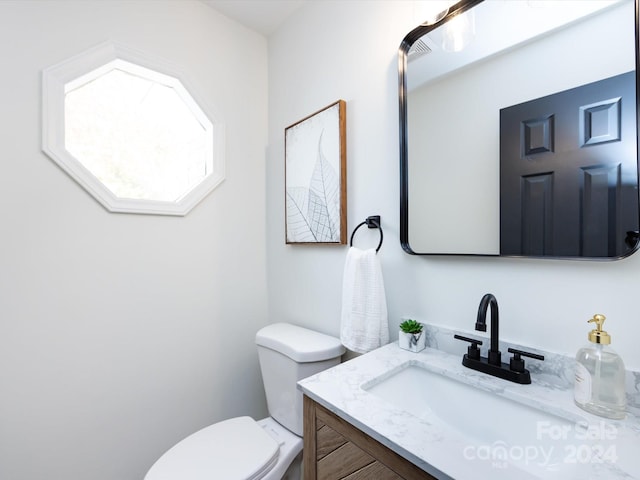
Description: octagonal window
xmin=42 ymin=43 xmax=225 ymax=215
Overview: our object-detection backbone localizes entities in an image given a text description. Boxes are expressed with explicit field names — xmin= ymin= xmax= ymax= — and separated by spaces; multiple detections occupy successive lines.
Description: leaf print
xmin=309 ymin=131 xmax=339 ymax=240
xmin=286 ymin=186 xmax=317 ymax=242
xmin=307 ymin=188 xmax=334 ymax=242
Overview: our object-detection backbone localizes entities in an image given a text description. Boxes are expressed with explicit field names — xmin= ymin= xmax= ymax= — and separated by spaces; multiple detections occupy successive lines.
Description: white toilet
xmin=145 ymin=323 xmax=345 ymax=480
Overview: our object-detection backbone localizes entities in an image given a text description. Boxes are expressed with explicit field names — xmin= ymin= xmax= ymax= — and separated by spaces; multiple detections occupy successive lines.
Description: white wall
xmin=0 ymin=2 xmax=268 ymax=480
xmin=267 ymin=1 xmax=640 ymax=370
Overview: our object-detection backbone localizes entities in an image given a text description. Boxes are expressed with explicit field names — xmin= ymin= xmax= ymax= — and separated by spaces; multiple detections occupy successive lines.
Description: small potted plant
xmin=398 ymin=319 xmax=426 ymax=352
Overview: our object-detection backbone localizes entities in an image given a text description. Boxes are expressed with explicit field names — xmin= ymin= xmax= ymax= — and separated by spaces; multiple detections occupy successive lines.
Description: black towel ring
xmin=350 ymin=215 xmax=383 ymax=252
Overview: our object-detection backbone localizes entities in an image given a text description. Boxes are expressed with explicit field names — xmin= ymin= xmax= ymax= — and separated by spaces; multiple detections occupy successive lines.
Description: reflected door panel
xmin=500 ymin=71 xmax=638 ymax=257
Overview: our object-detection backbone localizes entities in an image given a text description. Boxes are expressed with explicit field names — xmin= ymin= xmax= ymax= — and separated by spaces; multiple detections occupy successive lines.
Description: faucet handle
xmin=454 ymin=334 xmax=483 ymax=360
xmin=507 ymin=348 xmax=545 ymax=373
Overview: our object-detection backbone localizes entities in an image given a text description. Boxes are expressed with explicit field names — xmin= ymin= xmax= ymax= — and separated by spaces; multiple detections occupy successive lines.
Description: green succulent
xmin=399 ymin=319 xmax=423 ymax=334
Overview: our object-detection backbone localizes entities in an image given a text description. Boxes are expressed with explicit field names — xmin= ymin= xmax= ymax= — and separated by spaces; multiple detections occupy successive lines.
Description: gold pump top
xmin=587 ymin=314 xmax=611 ymax=344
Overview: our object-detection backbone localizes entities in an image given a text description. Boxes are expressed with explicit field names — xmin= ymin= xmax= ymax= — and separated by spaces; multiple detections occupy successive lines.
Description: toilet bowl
xmin=144 ymin=323 xmax=345 ymax=480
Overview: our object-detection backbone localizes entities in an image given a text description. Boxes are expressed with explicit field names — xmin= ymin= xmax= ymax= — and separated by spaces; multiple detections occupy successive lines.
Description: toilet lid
xmin=145 ymin=417 xmax=279 ymax=480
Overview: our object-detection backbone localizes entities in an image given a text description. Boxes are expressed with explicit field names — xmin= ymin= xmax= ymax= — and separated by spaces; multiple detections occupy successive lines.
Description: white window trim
xmin=42 ymin=41 xmax=225 ymax=216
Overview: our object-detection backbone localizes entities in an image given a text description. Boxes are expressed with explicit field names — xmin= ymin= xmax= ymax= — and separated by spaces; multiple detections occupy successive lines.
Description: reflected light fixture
xmin=442 ymin=9 xmax=476 ymax=52
xmin=414 ymin=1 xmax=452 ymax=26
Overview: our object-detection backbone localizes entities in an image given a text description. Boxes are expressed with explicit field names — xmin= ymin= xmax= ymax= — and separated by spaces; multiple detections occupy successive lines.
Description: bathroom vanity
xmin=298 ymin=324 xmax=640 ymax=480
xmin=303 ymin=396 xmax=435 ymax=479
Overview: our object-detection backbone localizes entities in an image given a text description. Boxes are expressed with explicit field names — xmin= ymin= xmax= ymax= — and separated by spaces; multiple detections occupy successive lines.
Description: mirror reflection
xmin=399 ymin=0 xmax=639 ymax=258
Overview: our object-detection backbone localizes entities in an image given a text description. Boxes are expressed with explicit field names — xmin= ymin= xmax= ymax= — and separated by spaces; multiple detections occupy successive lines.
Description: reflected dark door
xmin=500 ymin=71 xmax=638 ymax=257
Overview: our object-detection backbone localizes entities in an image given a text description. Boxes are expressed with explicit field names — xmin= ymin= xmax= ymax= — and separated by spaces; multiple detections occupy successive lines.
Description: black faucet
xmin=454 ymin=293 xmax=544 ymax=384
xmin=476 ymin=293 xmax=501 ymax=366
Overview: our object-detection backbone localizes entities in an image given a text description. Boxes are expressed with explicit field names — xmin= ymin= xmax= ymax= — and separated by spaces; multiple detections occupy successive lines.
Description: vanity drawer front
xmin=316 ymin=423 xmax=401 ymax=479
xmin=304 ymin=396 xmax=437 ymax=480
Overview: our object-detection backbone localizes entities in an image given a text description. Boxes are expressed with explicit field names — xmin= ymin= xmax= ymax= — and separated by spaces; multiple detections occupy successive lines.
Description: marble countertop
xmin=298 ymin=339 xmax=640 ymax=480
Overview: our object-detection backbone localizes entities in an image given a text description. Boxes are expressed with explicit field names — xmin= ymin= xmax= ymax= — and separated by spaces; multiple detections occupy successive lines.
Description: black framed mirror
xmin=399 ymin=0 xmax=640 ymax=259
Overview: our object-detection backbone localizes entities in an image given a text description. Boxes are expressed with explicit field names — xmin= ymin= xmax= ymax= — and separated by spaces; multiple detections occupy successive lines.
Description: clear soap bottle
xmin=574 ymin=314 xmax=626 ymax=419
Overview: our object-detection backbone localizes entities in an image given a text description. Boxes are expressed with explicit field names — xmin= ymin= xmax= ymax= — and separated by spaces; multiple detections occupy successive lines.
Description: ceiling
xmin=202 ymin=0 xmax=308 ymax=36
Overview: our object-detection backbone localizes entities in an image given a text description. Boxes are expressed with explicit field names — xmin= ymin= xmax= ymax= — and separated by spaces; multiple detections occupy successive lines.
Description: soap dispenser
xmin=574 ymin=314 xmax=626 ymax=419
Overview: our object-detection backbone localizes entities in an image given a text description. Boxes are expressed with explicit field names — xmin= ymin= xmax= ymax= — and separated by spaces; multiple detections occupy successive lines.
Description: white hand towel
xmin=340 ymin=247 xmax=389 ymax=353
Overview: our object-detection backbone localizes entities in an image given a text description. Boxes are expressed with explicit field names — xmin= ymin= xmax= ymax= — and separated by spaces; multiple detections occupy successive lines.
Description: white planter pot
xmin=398 ymin=328 xmax=426 ymax=353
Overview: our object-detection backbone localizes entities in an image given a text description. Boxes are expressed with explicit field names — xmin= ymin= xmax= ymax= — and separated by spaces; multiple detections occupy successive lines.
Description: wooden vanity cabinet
xmin=303 ymin=395 xmax=438 ymax=480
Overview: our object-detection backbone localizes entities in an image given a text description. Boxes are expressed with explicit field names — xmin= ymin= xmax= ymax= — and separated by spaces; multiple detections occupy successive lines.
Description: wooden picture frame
xmin=285 ymin=100 xmax=347 ymax=244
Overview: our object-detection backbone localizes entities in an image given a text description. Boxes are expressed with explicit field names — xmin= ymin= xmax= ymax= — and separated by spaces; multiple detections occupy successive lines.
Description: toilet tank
xmin=255 ymin=323 xmax=345 ymax=437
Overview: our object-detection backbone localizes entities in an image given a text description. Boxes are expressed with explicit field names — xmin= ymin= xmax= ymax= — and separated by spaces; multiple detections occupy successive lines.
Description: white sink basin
xmin=362 ymin=361 xmax=597 ymax=479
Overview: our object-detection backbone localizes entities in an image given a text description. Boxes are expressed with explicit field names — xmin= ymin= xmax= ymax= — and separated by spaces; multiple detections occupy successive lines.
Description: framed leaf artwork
xmin=285 ymin=100 xmax=347 ymax=244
